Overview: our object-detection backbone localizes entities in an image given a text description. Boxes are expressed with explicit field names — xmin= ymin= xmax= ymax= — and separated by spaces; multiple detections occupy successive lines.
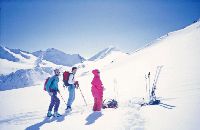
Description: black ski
xmin=159 ymin=103 xmax=176 ymax=107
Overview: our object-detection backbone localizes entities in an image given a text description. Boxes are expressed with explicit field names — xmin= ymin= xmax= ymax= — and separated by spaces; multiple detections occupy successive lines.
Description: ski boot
xmin=65 ymin=106 xmax=72 ymax=112
xmin=53 ymin=112 xmax=62 ymax=117
xmin=47 ymin=111 xmax=52 ymax=117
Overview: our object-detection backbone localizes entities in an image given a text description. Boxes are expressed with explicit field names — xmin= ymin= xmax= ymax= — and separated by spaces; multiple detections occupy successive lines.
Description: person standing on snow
xmin=91 ymin=69 xmax=104 ymax=111
xmin=46 ymin=69 xmax=62 ymax=117
xmin=66 ymin=67 xmax=78 ymax=111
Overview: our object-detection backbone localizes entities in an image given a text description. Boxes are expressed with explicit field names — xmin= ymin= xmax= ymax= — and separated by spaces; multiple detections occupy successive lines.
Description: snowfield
xmin=0 ymin=21 xmax=200 ymax=130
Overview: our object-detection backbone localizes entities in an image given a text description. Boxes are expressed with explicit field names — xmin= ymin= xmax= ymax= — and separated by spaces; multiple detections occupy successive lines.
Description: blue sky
xmin=1 ymin=0 xmax=200 ymax=58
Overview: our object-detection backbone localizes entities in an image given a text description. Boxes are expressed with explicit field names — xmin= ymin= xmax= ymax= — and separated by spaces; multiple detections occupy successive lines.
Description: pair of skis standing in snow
xmin=144 ymin=66 xmax=163 ymax=106
xmin=45 ymin=67 xmax=105 ymax=118
xmin=143 ymin=66 xmax=176 ymax=109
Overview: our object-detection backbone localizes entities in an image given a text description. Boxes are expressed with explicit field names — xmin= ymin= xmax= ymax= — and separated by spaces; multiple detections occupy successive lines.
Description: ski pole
xmin=59 ymin=92 xmax=67 ymax=106
xmin=148 ymin=72 xmax=151 ymax=101
xmin=114 ymin=79 xmax=118 ymax=101
xmin=145 ymin=74 xmax=148 ymax=101
xmin=78 ymin=85 xmax=88 ymax=107
xmin=145 ymin=75 xmax=147 ymax=92
xmin=154 ymin=66 xmax=163 ymax=86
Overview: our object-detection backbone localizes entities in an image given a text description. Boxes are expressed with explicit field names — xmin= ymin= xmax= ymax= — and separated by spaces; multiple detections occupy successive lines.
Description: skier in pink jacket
xmin=91 ymin=69 xmax=104 ymax=111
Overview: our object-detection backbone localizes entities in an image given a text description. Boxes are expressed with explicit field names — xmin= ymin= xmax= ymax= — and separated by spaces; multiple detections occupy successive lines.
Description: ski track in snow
xmin=0 ymin=101 xmax=145 ymax=130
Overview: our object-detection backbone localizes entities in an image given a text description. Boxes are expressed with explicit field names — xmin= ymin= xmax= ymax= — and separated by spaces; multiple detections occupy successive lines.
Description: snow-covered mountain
xmin=0 ymin=46 xmax=39 ymax=75
xmin=89 ymin=46 xmax=127 ymax=61
xmin=76 ymin=46 xmax=129 ymax=77
xmin=33 ymin=48 xmax=85 ymax=66
xmin=0 ymin=20 xmax=200 ymax=130
xmin=0 ymin=67 xmax=54 ymax=91
xmin=0 ymin=46 xmax=31 ymax=62
xmin=0 ymin=47 xmax=70 ymax=90
xmin=0 ymin=45 xmax=129 ymax=90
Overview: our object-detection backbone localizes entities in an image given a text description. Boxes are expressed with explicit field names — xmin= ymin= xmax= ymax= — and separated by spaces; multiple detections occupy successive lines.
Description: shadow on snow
xmin=85 ymin=112 xmax=103 ymax=125
xmin=25 ymin=111 xmax=71 ymax=130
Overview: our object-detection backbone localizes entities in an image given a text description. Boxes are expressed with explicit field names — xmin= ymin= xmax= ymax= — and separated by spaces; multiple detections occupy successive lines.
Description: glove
xmin=74 ymin=81 xmax=79 ymax=85
xmin=74 ymin=81 xmax=79 ymax=89
xmin=49 ymin=92 xmax=53 ymax=96
xmin=76 ymin=84 xmax=79 ymax=89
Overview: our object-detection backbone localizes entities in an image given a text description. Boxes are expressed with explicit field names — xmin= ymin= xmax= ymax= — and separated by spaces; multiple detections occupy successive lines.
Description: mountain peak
xmin=89 ymin=46 xmax=122 ymax=61
xmin=106 ymin=46 xmax=120 ymax=51
xmin=46 ymin=48 xmax=60 ymax=52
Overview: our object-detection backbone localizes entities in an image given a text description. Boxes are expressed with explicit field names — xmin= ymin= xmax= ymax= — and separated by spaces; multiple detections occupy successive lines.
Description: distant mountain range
xmin=32 ymin=48 xmax=85 ymax=66
xmin=0 ymin=45 xmax=127 ymax=90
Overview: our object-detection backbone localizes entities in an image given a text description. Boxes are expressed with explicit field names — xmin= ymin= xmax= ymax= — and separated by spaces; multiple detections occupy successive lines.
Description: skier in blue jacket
xmin=46 ymin=69 xmax=61 ymax=117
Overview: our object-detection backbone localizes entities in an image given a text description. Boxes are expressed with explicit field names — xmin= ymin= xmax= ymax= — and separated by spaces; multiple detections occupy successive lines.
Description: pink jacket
xmin=91 ymin=69 xmax=103 ymax=98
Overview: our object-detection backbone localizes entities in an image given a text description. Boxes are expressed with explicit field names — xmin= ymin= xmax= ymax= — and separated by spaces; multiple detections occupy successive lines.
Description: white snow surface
xmin=0 ymin=21 xmax=200 ymax=130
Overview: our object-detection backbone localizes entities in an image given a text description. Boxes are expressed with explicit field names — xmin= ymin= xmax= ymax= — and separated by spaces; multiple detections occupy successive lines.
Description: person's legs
xmin=71 ymin=85 xmax=75 ymax=103
xmin=47 ymin=91 xmax=57 ymax=117
xmin=93 ymin=98 xmax=98 ymax=111
xmin=67 ymin=84 xmax=75 ymax=108
xmin=48 ymin=93 xmax=55 ymax=112
xmin=96 ymin=96 xmax=103 ymax=111
xmin=53 ymin=92 xmax=60 ymax=112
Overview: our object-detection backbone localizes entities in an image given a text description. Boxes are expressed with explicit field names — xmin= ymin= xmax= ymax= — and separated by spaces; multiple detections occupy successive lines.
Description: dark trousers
xmin=48 ymin=91 xmax=60 ymax=112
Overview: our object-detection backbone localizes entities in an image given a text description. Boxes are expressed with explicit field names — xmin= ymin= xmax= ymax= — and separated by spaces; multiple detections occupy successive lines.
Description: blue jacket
xmin=46 ymin=75 xmax=59 ymax=92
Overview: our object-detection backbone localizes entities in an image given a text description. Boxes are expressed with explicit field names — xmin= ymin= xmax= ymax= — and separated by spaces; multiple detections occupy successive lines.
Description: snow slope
xmin=100 ymin=20 xmax=200 ymax=130
xmin=0 ymin=20 xmax=200 ymax=130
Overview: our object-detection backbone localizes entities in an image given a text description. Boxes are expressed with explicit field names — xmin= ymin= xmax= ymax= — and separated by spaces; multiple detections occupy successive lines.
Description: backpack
xmin=44 ymin=77 xmax=50 ymax=91
xmin=63 ymin=71 xmax=71 ymax=86
xmin=43 ymin=77 xmax=55 ymax=91
xmin=102 ymin=99 xmax=118 ymax=109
